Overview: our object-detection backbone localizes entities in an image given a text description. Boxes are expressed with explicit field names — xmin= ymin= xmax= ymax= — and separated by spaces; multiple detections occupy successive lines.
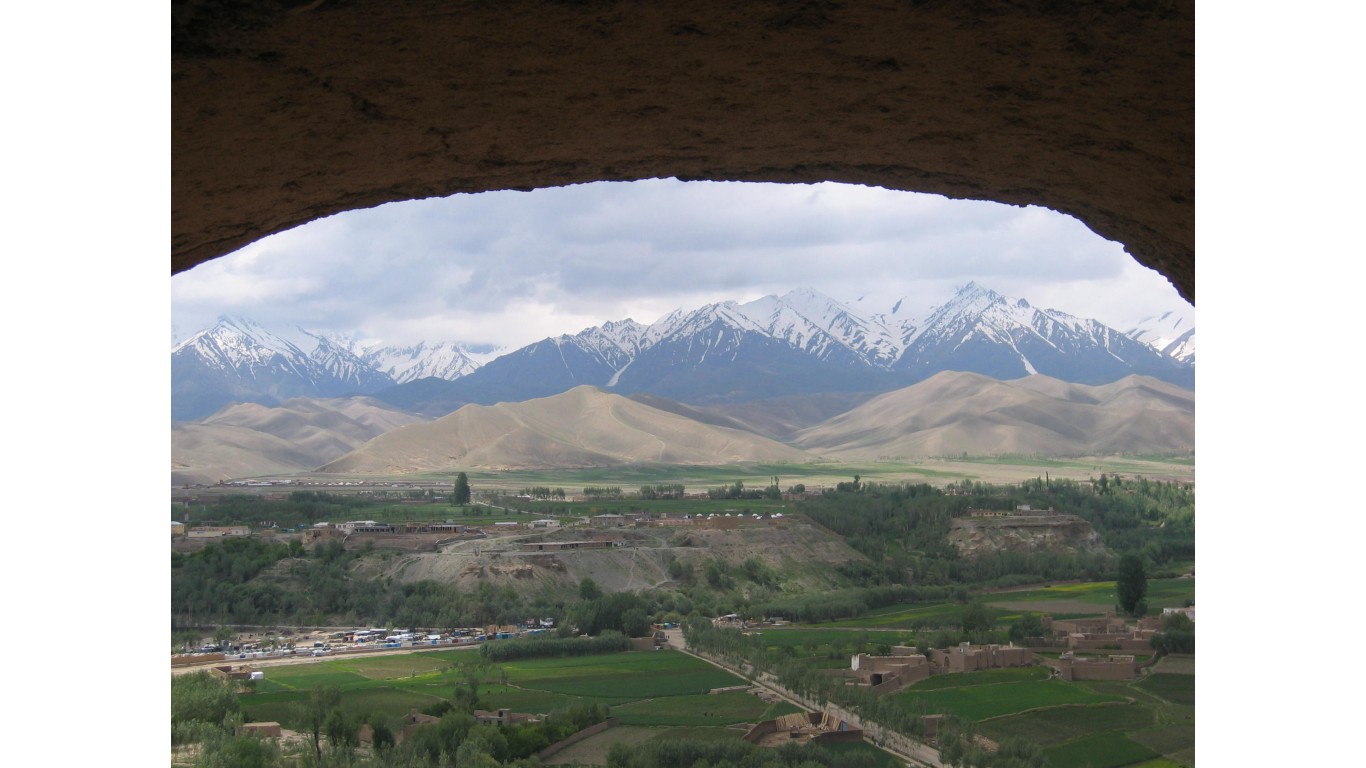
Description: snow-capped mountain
xmin=891 ymin=283 xmax=1194 ymax=386
xmin=376 ymin=283 xmax=1193 ymax=416
xmin=176 ymin=285 xmax=1194 ymax=421
xmin=172 ymin=318 xmax=495 ymax=421
xmin=1125 ymin=311 xmax=1196 ymax=364
xmin=343 ymin=339 xmax=502 ymax=385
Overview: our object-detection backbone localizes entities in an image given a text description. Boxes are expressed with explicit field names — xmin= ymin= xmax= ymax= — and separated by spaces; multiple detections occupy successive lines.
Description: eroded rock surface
xmin=173 ymin=0 xmax=1194 ymax=301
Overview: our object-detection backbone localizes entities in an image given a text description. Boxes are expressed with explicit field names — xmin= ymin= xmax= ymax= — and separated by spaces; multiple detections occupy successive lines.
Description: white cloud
xmin=171 ymin=179 xmax=1192 ymax=348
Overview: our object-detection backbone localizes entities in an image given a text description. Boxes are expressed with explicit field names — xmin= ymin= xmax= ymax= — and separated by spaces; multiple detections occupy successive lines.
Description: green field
xmin=748 ymin=627 xmax=913 ymax=651
xmin=807 ymin=578 xmax=1195 ymax=631
xmin=1043 ymin=731 xmax=1160 ymax=768
xmin=985 ymin=579 xmax=1196 ymax=611
xmin=909 ymin=667 xmax=1050 ymax=691
xmin=1136 ymin=674 xmax=1195 ymax=706
xmin=815 ymin=600 xmax=977 ymax=629
xmin=944 ymin=669 xmax=1197 ymax=768
xmin=239 ymin=649 xmax=768 ymax=732
xmin=612 ymin=692 xmax=800 ymax=727
xmin=895 ymin=678 xmax=1124 ymax=721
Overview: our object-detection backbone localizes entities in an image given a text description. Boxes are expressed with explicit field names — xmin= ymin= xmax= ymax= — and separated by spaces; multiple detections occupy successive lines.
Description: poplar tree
xmin=453 ymin=472 xmax=471 ymax=506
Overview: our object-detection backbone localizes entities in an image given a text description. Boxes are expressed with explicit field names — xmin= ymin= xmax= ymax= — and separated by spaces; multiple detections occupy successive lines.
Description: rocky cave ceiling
xmin=172 ymin=0 xmax=1194 ymax=303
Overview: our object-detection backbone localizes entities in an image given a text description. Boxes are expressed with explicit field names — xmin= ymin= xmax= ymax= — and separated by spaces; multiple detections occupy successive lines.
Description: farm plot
xmin=612 ymin=692 xmax=800 ymax=727
xmin=502 ymin=651 xmax=745 ymax=700
xmin=1042 ymin=731 xmax=1160 ymax=768
xmin=909 ymin=668 xmax=1049 ymax=691
xmin=979 ymin=703 xmax=1154 ymax=747
xmin=1137 ymin=674 xmax=1195 ymax=706
xmin=968 ymin=673 xmax=1193 ymax=767
xmin=985 ymin=579 xmax=1195 ymax=615
xmin=752 ymin=627 xmax=912 ymax=651
xmin=815 ymin=600 xmax=980 ymax=629
xmin=238 ymin=649 xmax=756 ymax=733
xmin=894 ymin=678 xmax=1123 ymax=721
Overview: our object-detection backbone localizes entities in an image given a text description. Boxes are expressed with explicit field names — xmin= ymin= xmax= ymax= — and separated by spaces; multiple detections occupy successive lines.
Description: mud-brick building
xmin=1045 ymin=613 xmax=1130 ymax=638
xmin=930 ymin=643 xmax=1035 ymax=673
xmin=474 ymin=708 xmax=542 ymax=726
xmin=1048 ymin=652 xmax=1141 ymax=681
xmin=841 ymin=652 xmax=933 ymax=693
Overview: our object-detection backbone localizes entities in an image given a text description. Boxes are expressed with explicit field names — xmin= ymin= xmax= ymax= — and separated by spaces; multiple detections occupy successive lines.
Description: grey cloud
xmin=172 ymin=180 xmax=1189 ymax=348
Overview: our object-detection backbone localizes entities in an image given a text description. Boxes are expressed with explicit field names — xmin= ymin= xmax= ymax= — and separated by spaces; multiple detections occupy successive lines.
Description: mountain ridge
xmin=173 ymin=285 xmax=1194 ymax=421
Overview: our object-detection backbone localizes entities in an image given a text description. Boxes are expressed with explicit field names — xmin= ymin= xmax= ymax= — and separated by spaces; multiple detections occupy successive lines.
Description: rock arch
xmin=173 ymin=0 xmax=1194 ymax=302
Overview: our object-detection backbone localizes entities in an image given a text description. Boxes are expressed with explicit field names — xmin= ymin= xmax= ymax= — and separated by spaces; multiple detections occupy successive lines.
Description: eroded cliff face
xmin=948 ymin=514 xmax=1106 ymax=558
xmin=172 ymin=0 xmax=1194 ymax=302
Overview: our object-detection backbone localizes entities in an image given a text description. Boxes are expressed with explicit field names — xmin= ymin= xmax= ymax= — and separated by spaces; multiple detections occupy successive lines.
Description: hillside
xmin=320 ymin=386 xmax=817 ymax=473
xmin=372 ymin=522 xmax=868 ymax=596
xmin=793 ymin=372 xmax=1194 ymax=459
xmin=171 ymin=397 xmax=429 ymax=485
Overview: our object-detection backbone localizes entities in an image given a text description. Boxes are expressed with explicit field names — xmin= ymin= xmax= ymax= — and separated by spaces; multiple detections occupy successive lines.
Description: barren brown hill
xmin=688 ymin=390 xmax=882 ymax=441
xmin=375 ymin=523 xmax=864 ymax=596
xmin=321 ymin=386 xmax=816 ymax=473
xmin=792 ymin=372 xmax=1193 ymax=459
xmin=171 ymin=397 xmax=429 ymax=485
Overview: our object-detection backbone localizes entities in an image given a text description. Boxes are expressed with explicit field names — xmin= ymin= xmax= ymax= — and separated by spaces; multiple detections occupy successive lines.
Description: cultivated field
xmin=239 ymin=649 xmax=799 ymax=736
xmin=886 ymin=662 xmax=1196 ymax=768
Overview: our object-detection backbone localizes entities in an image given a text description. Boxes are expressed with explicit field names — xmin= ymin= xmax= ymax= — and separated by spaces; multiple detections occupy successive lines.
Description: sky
xmin=171 ymin=179 xmax=1193 ymax=351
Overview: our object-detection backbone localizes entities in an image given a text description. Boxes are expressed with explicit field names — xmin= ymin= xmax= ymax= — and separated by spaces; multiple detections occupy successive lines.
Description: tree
xmin=1008 ymin=612 xmax=1045 ymax=643
xmin=960 ymin=600 xmax=994 ymax=636
xmin=297 ymin=685 xmax=341 ymax=762
xmin=454 ymin=472 xmax=472 ymax=506
xmin=1116 ymin=553 xmax=1148 ymax=615
xmin=579 ymin=577 xmax=602 ymax=601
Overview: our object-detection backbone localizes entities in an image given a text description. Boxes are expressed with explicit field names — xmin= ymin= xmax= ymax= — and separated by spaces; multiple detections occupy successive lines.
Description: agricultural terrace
xmin=892 ymin=666 xmax=1195 ymax=768
xmin=238 ymin=649 xmax=801 ymax=739
xmin=812 ymin=578 xmax=1195 ymax=630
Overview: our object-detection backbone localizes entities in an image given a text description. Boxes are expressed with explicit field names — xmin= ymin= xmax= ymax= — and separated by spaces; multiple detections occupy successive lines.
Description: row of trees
xmin=798 ymin=477 xmax=1192 ymax=590
xmin=173 ymin=538 xmax=569 ymax=629
xmin=706 ymin=479 xmax=780 ymax=500
xmin=516 ymin=486 xmax=565 ymax=499
xmin=479 ymin=631 xmax=630 ymax=662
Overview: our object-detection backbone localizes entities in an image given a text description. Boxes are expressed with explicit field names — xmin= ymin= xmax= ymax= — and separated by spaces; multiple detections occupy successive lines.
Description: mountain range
xmin=171 ymin=373 xmax=1194 ymax=483
xmin=172 ymin=283 xmax=1194 ymax=421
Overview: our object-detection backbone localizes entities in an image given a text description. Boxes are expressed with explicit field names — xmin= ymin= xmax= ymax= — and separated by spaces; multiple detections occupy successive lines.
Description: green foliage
xmin=573 ymin=592 xmax=650 ymax=636
xmin=479 ymin=632 xmax=631 ymax=662
xmin=191 ymin=731 xmax=280 ymax=768
xmin=172 ymin=671 xmax=241 ymax=743
xmin=801 ymin=476 xmax=1193 ymax=588
xmin=638 ymin=483 xmax=686 ymax=500
xmin=605 ymin=737 xmax=882 ymax=768
xmin=454 ymin=472 xmax=472 ymax=506
xmin=1008 ymin=612 xmax=1045 ymax=642
xmin=1117 ymin=553 xmax=1148 ymax=615
xmin=960 ymin=600 xmax=995 ymax=636
xmin=584 ymin=486 xmax=623 ymax=499
xmin=1150 ymin=612 xmax=1195 ymax=654
xmin=579 ymin=577 xmax=603 ymax=601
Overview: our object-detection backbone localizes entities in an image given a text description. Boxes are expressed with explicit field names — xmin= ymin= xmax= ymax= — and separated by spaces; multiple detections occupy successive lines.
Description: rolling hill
xmin=319 ymin=386 xmax=817 ymax=473
xmin=791 ymin=372 xmax=1194 ymax=459
xmin=171 ymin=397 xmax=429 ymax=485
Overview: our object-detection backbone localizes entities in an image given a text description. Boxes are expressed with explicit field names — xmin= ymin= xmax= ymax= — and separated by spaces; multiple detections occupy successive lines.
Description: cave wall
xmin=172 ymin=0 xmax=1194 ymax=302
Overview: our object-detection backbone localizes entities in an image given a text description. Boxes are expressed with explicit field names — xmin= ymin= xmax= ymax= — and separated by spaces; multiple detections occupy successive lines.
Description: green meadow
xmin=914 ymin=664 xmax=1199 ymax=768
xmin=239 ymin=649 xmax=797 ymax=732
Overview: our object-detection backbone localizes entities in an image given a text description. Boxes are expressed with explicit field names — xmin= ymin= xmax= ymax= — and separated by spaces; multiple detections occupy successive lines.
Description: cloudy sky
xmin=171 ymin=179 xmax=1193 ymax=350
